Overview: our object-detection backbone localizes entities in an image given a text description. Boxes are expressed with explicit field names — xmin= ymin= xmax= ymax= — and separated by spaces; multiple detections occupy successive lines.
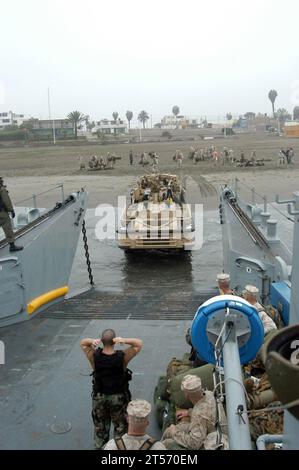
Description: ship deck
xmin=0 ymin=287 xmax=215 ymax=449
xmin=0 ymin=202 xmax=294 ymax=450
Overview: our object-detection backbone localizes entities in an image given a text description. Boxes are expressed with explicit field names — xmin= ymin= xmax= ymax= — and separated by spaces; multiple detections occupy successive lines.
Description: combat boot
xmin=9 ymin=243 xmax=23 ymax=252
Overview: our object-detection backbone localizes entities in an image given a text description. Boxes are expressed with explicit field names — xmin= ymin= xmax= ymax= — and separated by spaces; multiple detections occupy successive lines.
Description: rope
xmin=15 ymin=185 xmax=63 ymax=206
xmin=213 ymin=378 xmax=250 ymax=403
xmin=245 ymin=397 xmax=299 ymax=416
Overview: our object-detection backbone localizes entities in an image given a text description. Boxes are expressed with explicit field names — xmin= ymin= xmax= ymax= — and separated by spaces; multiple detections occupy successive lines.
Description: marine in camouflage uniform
xmin=162 ymin=375 xmax=228 ymax=450
xmin=217 ymin=273 xmax=234 ymax=295
xmin=80 ymin=330 xmax=143 ymax=449
xmin=104 ymin=400 xmax=166 ymax=450
xmin=0 ymin=177 xmax=23 ymax=251
xmin=243 ymin=285 xmax=277 ymax=335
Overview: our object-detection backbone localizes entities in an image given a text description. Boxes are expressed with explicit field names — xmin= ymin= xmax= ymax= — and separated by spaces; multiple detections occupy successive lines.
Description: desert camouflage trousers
xmin=92 ymin=392 xmax=128 ymax=449
xmin=162 ymin=438 xmax=188 ymax=450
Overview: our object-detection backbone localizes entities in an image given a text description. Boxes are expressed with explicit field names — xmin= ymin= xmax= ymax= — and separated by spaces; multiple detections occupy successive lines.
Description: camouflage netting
xmin=249 ymin=403 xmax=284 ymax=441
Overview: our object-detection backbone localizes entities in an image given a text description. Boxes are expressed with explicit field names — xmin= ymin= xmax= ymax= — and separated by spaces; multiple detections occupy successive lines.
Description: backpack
xmin=115 ymin=437 xmax=157 ymax=451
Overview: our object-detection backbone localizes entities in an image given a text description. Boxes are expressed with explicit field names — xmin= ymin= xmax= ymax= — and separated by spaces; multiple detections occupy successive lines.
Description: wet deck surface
xmin=0 ymin=316 xmax=190 ymax=449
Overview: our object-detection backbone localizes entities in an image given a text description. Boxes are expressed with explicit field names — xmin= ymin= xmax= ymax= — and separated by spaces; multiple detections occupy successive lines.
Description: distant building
xmin=284 ymin=121 xmax=299 ymax=137
xmin=161 ymin=115 xmax=199 ymax=129
xmin=23 ymin=119 xmax=74 ymax=138
xmin=93 ymin=119 xmax=128 ymax=135
xmin=0 ymin=111 xmax=27 ymax=130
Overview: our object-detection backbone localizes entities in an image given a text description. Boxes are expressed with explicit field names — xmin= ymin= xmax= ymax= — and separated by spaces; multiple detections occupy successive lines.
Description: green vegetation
xmin=126 ymin=111 xmax=133 ymax=130
xmin=138 ymin=110 xmax=149 ymax=129
xmin=112 ymin=111 xmax=119 ymax=122
xmin=268 ymin=90 xmax=278 ymax=118
xmin=67 ymin=111 xmax=85 ymax=139
xmin=0 ymin=130 xmax=26 ymax=141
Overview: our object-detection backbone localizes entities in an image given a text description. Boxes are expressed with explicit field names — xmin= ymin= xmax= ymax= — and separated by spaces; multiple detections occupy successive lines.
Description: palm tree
xmin=112 ymin=112 xmax=119 ymax=122
xmin=172 ymin=105 xmax=180 ymax=117
xmin=268 ymin=90 xmax=278 ymax=118
xmin=277 ymin=108 xmax=291 ymax=124
xmin=126 ymin=111 xmax=133 ymax=131
xmin=172 ymin=106 xmax=180 ymax=129
xmin=244 ymin=112 xmax=256 ymax=120
xmin=293 ymin=106 xmax=299 ymax=121
xmin=138 ymin=110 xmax=149 ymax=129
xmin=67 ymin=111 xmax=85 ymax=139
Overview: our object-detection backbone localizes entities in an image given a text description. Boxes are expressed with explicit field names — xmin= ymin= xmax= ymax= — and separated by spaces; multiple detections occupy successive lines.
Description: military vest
xmin=0 ymin=192 xmax=5 ymax=211
xmin=93 ymin=349 xmax=127 ymax=395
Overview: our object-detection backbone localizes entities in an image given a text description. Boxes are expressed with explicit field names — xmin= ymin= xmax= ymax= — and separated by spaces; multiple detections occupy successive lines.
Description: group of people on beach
xmin=78 ymin=144 xmax=296 ymax=172
xmin=277 ymin=147 xmax=295 ymax=166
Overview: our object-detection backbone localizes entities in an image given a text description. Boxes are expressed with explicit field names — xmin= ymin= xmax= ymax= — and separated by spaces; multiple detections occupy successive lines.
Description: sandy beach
xmin=0 ymin=133 xmax=298 ymax=209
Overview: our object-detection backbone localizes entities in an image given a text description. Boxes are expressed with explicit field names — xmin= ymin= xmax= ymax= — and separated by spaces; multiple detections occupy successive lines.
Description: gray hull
xmin=0 ymin=190 xmax=87 ymax=327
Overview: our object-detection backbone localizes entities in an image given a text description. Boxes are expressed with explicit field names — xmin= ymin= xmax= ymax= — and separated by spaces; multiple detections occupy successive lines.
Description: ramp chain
xmin=82 ymin=220 xmax=95 ymax=287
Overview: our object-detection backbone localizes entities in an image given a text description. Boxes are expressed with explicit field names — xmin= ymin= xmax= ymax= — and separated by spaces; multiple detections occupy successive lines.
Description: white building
xmin=92 ymin=119 xmax=128 ymax=135
xmin=161 ymin=115 xmax=199 ymax=129
xmin=0 ymin=111 xmax=28 ymax=130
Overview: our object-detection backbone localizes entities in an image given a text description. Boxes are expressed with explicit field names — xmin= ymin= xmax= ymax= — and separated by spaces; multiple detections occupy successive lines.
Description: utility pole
xmin=48 ymin=87 xmax=56 ymax=145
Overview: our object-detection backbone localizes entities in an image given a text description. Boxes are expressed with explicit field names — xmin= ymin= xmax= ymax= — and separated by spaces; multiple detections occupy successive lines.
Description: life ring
xmin=191 ymin=295 xmax=264 ymax=365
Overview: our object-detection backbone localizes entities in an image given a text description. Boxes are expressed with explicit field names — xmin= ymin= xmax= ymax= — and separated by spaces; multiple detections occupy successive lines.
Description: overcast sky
xmin=1 ymin=0 xmax=299 ymax=123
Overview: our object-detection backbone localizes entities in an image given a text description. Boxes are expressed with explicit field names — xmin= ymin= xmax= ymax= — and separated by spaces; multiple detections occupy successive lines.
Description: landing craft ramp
xmin=0 ymin=189 xmax=87 ymax=327
xmin=0 ymin=198 xmax=222 ymax=449
xmin=220 ymin=182 xmax=292 ymax=304
xmin=43 ymin=288 xmax=216 ymax=320
xmin=0 ymin=291 xmax=217 ymax=449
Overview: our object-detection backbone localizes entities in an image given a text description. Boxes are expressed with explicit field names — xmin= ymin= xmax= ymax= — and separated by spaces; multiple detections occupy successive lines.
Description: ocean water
xmin=69 ymin=203 xmax=294 ymax=297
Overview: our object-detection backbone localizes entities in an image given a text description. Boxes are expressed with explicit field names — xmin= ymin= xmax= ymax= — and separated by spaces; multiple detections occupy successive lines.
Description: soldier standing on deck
xmin=80 ymin=329 xmax=143 ymax=449
xmin=0 ymin=177 xmax=23 ymax=252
